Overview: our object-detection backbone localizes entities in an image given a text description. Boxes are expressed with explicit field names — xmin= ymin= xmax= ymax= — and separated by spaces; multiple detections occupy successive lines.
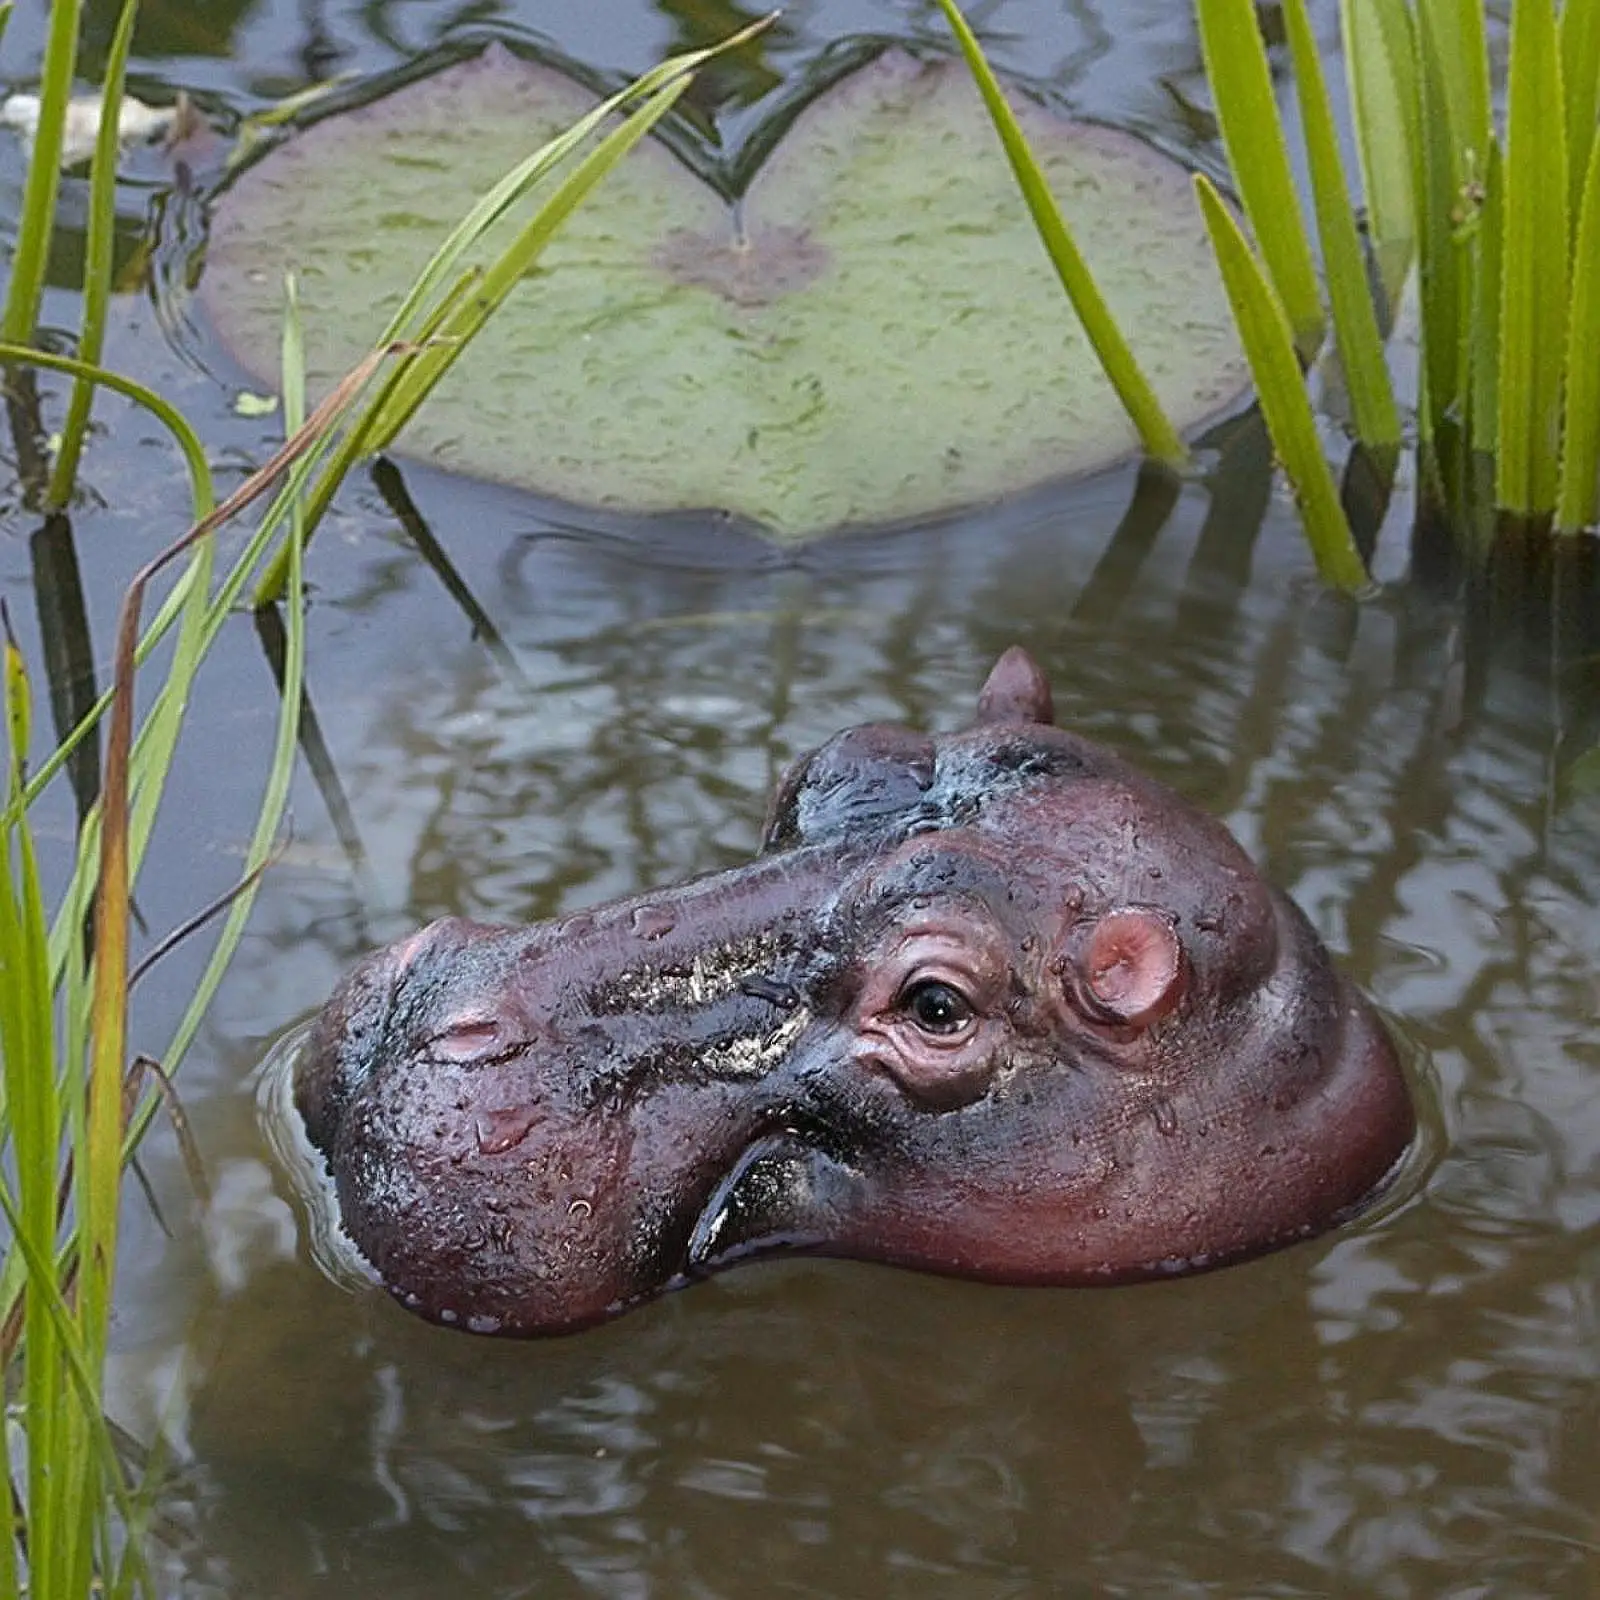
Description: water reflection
xmin=96 ymin=455 xmax=1594 ymax=1600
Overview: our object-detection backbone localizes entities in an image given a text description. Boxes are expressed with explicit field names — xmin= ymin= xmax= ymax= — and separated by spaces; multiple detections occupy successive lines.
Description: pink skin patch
xmin=1079 ymin=908 xmax=1186 ymax=1028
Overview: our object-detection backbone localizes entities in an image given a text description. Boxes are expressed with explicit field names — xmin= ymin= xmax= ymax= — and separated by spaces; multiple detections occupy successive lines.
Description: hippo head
xmin=296 ymin=649 xmax=1415 ymax=1335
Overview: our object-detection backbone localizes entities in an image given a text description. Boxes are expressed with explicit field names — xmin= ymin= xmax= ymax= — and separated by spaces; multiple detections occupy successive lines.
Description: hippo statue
xmin=295 ymin=649 xmax=1415 ymax=1336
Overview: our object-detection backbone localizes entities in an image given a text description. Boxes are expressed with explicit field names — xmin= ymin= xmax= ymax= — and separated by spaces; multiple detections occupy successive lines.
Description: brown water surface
xmin=0 ymin=2 xmax=1594 ymax=1597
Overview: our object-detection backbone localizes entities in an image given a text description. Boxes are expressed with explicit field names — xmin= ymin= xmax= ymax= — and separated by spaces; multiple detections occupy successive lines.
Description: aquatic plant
xmin=0 ymin=0 xmax=149 ymax=510
xmin=205 ymin=46 xmax=1246 ymax=544
xmin=1195 ymin=0 xmax=1600 ymax=545
xmin=942 ymin=0 xmax=1600 ymax=582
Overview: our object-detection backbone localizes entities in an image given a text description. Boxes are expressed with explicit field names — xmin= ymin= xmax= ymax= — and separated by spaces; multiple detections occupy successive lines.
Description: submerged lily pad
xmin=202 ymin=48 xmax=1246 ymax=542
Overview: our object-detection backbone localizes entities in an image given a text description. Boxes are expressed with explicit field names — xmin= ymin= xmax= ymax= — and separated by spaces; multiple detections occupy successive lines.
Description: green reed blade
xmin=1341 ymin=0 xmax=1419 ymax=309
xmin=0 ymin=630 xmax=61 ymax=1593
xmin=935 ymin=0 xmax=1187 ymax=468
xmin=1557 ymin=133 xmax=1600 ymax=531
xmin=0 ymin=1184 xmax=155 ymax=1598
xmin=1563 ymin=0 xmax=1600 ymax=240
xmin=0 ymin=349 xmax=214 ymax=527
xmin=1468 ymin=136 xmax=1503 ymax=463
xmin=1283 ymin=0 xmax=1399 ymax=452
xmin=1497 ymin=0 xmax=1569 ymax=516
xmin=47 ymin=0 xmax=142 ymax=507
xmin=1421 ymin=0 xmax=1491 ymax=178
xmin=1413 ymin=4 xmax=1467 ymax=439
xmin=1195 ymin=177 xmax=1368 ymax=592
xmin=1194 ymin=0 xmax=1325 ymax=359
xmin=157 ymin=287 xmax=311 ymax=1078
xmin=0 ymin=0 xmax=80 ymax=342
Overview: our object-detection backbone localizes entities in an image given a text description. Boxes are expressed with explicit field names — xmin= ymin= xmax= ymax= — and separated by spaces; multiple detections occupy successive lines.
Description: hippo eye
xmin=899 ymin=979 xmax=975 ymax=1036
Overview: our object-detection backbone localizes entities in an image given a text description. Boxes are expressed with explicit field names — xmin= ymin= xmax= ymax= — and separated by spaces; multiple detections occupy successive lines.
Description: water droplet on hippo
xmin=1152 ymin=1099 xmax=1179 ymax=1136
xmin=630 ymin=904 xmax=676 ymax=940
xmin=439 ymin=1307 xmax=459 ymax=1324
xmin=475 ymin=1106 xmax=538 ymax=1155
xmin=467 ymin=1313 xmax=503 ymax=1335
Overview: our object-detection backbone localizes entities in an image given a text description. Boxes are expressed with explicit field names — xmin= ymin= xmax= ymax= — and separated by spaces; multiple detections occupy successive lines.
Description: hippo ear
xmin=1068 ymin=907 xmax=1187 ymax=1029
xmin=976 ymin=647 xmax=1055 ymax=727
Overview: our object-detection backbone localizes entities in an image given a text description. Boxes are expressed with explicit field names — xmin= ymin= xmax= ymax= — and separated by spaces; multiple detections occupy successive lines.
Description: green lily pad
xmin=202 ymin=47 xmax=1247 ymax=542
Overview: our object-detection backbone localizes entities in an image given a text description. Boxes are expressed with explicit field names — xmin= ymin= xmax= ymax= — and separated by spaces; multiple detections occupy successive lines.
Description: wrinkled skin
xmin=296 ymin=649 xmax=1415 ymax=1336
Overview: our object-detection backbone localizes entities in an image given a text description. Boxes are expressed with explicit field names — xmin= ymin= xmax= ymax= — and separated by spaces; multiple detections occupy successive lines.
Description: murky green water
xmin=2 ymin=2 xmax=1595 ymax=1596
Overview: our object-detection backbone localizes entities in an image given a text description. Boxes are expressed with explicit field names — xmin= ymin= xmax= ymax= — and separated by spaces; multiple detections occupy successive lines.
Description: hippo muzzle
xmin=295 ymin=649 xmax=1416 ymax=1335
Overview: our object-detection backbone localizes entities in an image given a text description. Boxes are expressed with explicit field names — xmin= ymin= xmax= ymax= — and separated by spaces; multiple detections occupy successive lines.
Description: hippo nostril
xmin=428 ymin=1016 xmax=518 ymax=1065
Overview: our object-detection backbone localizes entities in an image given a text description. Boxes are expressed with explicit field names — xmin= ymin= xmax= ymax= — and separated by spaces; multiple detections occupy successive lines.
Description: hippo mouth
xmin=289 ymin=650 xmax=1417 ymax=1336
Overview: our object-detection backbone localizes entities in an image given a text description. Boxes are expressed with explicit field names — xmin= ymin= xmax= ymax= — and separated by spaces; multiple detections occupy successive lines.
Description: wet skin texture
xmin=296 ymin=649 xmax=1416 ymax=1336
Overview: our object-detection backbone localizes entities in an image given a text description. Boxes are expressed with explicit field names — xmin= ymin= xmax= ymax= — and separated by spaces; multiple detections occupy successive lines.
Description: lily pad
xmin=202 ymin=48 xmax=1247 ymax=542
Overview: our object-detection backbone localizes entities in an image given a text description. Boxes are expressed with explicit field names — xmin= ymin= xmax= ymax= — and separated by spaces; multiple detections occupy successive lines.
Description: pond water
xmin=1 ymin=2 xmax=1596 ymax=1597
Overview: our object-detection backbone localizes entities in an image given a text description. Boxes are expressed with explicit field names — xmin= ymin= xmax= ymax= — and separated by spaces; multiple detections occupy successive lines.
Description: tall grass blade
xmin=0 ymin=0 xmax=80 ymax=343
xmin=935 ymin=0 xmax=1187 ymax=468
xmin=47 ymin=0 xmax=142 ymax=507
xmin=1283 ymin=0 xmax=1399 ymax=452
xmin=1418 ymin=0 xmax=1493 ymax=450
xmin=1562 ymin=0 xmax=1600 ymax=236
xmin=82 ymin=585 xmax=140 ymax=1600
xmin=1413 ymin=5 xmax=1467 ymax=440
xmin=1194 ymin=0 xmax=1325 ymax=358
xmin=1341 ymin=0 xmax=1419 ymax=308
xmin=1194 ymin=177 xmax=1368 ymax=592
xmin=0 ymin=1184 xmax=155 ymax=1598
xmin=1424 ymin=0 xmax=1491 ymax=176
xmin=158 ymin=285 xmax=313 ymax=1077
xmin=0 ymin=349 xmax=215 ymax=522
xmin=1557 ymin=133 xmax=1600 ymax=531
xmin=70 ymin=347 xmax=394 ymax=1472
xmin=1468 ymin=136 xmax=1503 ymax=472
xmin=0 ymin=615 xmax=62 ymax=1593
xmin=1497 ymin=0 xmax=1569 ymax=516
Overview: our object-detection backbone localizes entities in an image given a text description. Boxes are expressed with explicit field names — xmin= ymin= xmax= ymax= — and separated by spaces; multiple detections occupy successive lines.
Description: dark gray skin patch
xmin=293 ymin=649 xmax=1416 ymax=1336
